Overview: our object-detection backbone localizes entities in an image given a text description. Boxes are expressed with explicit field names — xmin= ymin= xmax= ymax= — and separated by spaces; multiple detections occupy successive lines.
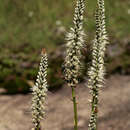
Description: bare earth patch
xmin=0 ymin=75 xmax=130 ymax=130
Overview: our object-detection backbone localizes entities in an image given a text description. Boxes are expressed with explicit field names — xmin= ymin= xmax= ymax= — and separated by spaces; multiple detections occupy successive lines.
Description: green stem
xmin=35 ymin=124 xmax=41 ymax=130
xmin=71 ymin=86 xmax=78 ymax=130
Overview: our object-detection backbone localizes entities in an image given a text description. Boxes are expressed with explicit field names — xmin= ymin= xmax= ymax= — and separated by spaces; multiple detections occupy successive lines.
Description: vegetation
xmin=31 ymin=49 xmax=48 ymax=130
xmin=0 ymin=0 xmax=130 ymax=93
xmin=31 ymin=0 xmax=109 ymax=129
xmin=87 ymin=0 xmax=108 ymax=129
xmin=63 ymin=0 xmax=85 ymax=129
xmin=0 ymin=0 xmax=129 ymax=130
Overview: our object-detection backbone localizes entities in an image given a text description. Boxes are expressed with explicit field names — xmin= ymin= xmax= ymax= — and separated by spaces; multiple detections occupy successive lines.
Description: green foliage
xmin=0 ymin=0 xmax=129 ymax=48
xmin=0 ymin=0 xmax=129 ymax=94
xmin=4 ymin=77 xmax=30 ymax=94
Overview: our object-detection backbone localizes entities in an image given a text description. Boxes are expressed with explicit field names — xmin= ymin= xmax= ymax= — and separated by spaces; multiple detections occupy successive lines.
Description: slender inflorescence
xmin=63 ymin=0 xmax=85 ymax=87
xmin=31 ymin=49 xmax=48 ymax=130
xmin=87 ymin=0 xmax=109 ymax=130
xmin=63 ymin=0 xmax=85 ymax=130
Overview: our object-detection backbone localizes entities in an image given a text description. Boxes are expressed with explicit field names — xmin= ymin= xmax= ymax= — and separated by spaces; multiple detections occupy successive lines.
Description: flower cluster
xmin=87 ymin=0 xmax=109 ymax=129
xmin=63 ymin=0 xmax=85 ymax=87
xmin=31 ymin=49 xmax=48 ymax=129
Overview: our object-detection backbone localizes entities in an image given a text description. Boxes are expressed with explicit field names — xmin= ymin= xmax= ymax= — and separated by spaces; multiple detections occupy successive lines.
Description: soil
xmin=0 ymin=75 xmax=130 ymax=130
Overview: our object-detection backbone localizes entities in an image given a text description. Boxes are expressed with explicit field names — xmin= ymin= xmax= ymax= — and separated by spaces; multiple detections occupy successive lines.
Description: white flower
xmin=88 ymin=0 xmax=109 ymax=130
xmin=63 ymin=0 xmax=85 ymax=87
xmin=31 ymin=49 xmax=48 ymax=129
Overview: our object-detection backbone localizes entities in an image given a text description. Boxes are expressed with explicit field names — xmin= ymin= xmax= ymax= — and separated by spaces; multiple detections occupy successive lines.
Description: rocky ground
xmin=0 ymin=75 xmax=130 ymax=130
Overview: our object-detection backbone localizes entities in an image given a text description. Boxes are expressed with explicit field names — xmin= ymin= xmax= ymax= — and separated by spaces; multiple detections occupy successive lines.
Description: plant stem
xmin=71 ymin=86 xmax=78 ymax=130
xmin=36 ymin=127 xmax=41 ymax=130
xmin=35 ymin=123 xmax=41 ymax=130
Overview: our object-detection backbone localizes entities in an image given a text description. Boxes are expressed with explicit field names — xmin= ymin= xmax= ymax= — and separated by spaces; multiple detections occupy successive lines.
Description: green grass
xmin=0 ymin=0 xmax=129 ymax=51
xmin=0 ymin=0 xmax=130 ymax=93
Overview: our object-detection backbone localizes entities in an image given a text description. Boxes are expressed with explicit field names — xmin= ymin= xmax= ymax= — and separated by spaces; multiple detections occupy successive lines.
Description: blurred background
xmin=0 ymin=0 xmax=130 ymax=130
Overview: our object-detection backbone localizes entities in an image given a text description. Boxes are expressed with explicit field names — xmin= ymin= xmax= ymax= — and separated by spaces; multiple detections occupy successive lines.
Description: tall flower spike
xmin=63 ymin=0 xmax=85 ymax=87
xmin=31 ymin=48 xmax=48 ymax=130
xmin=87 ymin=0 xmax=109 ymax=130
xmin=63 ymin=0 xmax=85 ymax=130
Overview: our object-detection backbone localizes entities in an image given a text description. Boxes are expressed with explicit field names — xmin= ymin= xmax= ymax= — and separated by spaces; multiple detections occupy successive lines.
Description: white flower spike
xmin=64 ymin=0 xmax=85 ymax=87
xmin=88 ymin=0 xmax=109 ymax=130
xmin=31 ymin=48 xmax=48 ymax=130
